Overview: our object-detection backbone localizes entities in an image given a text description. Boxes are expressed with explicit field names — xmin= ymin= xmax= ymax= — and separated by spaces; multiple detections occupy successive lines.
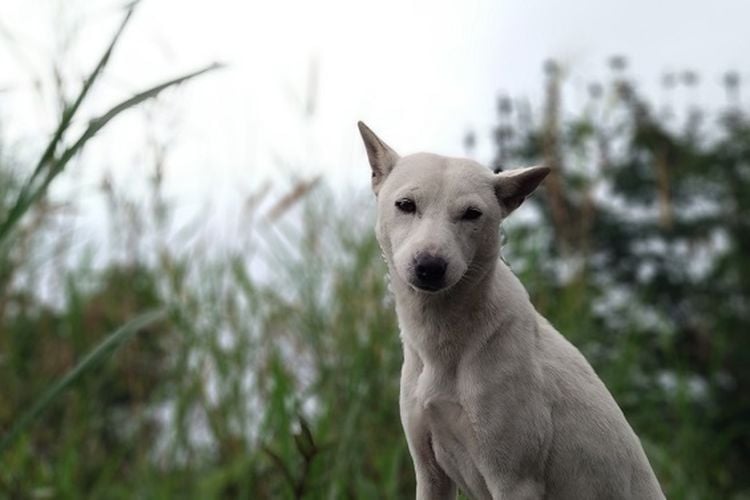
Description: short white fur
xmin=358 ymin=121 xmax=664 ymax=500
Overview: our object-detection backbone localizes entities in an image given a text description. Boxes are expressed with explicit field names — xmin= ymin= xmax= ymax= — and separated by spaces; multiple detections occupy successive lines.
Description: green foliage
xmin=0 ymin=308 xmax=164 ymax=456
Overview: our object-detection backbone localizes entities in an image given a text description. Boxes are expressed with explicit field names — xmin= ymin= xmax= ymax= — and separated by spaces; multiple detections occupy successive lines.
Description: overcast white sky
xmin=1 ymin=0 xmax=749 ymax=224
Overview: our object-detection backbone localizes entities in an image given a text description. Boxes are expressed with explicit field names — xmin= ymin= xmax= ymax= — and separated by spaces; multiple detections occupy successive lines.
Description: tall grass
xmin=2 ymin=8 xmax=748 ymax=499
xmin=0 ymin=0 xmax=217 ymax=483
xmin=2 ymin=177 xmax=736 ymax=498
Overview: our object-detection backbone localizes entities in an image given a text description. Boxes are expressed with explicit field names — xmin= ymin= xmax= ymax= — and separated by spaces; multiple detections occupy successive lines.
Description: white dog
xmin=358 ymin=122 xmax=664 ymax=500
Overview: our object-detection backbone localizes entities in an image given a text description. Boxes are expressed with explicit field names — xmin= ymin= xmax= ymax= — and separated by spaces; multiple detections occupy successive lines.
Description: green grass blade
xmin=55 ymin=61 xmax=225 ymax=174
xmin=0 ymin=61 xmax=223 ymax=245
xmin=25 ymin=1 xmax=139 ymax=188
xmin=0 ymin=308 xmax=166 ymax=456
xmin=0 ymin=2 xmax=139 ymax=242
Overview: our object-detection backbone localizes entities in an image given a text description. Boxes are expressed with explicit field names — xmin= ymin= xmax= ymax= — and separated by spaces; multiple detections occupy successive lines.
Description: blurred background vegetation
xmin=2 ymin=3 xmax=750 ymax=500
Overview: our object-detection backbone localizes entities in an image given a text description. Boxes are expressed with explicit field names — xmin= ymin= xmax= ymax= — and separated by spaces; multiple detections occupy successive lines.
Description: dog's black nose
xmin=414 ymin=254 xmax=447 ymax=290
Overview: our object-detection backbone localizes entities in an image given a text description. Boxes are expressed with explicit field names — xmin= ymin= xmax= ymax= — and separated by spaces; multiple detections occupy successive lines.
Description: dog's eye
xmin=461 ymin=207 xmax=482 ymax=220
xmin=395 ymin=198 xmax=416 ymax=214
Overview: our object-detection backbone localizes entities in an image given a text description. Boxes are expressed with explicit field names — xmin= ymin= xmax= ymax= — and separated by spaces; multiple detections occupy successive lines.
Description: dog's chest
xmin=414 ymin=367 xmax=471 ymax=449
xmin=414 ymin=363 xmax=458 ymax=409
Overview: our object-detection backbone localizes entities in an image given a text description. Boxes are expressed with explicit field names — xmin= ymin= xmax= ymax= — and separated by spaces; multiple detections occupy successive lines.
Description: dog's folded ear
xmin=358 ymin=121 xmax=400 ymax=195
xmin=494 ymin=165 xmax=551 ymax=214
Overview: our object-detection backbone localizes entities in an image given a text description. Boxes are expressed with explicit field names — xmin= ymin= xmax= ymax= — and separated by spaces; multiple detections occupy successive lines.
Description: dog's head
xmin=359 ymin=121 xmax=549 ymax=294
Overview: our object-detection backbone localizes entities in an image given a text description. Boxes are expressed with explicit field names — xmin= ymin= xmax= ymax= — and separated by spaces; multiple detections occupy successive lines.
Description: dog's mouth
xmin=408 ymin=273 xmax=455 ymax=294
xmin=410 ymin=280 xmax=447 ymax=293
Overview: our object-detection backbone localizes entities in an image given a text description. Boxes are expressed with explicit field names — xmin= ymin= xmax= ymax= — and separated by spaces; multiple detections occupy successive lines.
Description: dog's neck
xmin=390 ymin=257 xmax=534 ymax=365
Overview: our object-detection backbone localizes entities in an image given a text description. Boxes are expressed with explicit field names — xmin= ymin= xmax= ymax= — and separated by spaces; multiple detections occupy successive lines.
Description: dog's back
xmin=536 ymin=317 xmax=663 ymax=499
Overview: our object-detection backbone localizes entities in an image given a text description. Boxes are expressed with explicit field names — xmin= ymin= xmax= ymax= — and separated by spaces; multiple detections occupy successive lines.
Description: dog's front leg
xmin=400 ymin=347 xmax=456 ymax=500
xmin=473 ymin=416 xmax=548 ymax=500
xmin=463 ymin=354 xmax=551 ymax=500
xmin=403 ymin=418 xmax=456 ymax=500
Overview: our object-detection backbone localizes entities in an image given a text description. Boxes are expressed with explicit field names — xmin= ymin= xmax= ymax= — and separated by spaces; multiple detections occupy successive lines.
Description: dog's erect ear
xmin=358 ymin=121 xmax=400 ymax=195
xmin=494 ymin=165 xmax=550 ymax=214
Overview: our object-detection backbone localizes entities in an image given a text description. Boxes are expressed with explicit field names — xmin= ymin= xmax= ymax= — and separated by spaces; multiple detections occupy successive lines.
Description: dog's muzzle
xmin=412 ymin=254 xmax=448 ymax=291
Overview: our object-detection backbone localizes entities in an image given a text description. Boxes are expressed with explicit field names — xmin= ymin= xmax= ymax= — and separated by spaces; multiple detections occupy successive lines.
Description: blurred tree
xmin=496 ymin=58 xmax=750 ymax=497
